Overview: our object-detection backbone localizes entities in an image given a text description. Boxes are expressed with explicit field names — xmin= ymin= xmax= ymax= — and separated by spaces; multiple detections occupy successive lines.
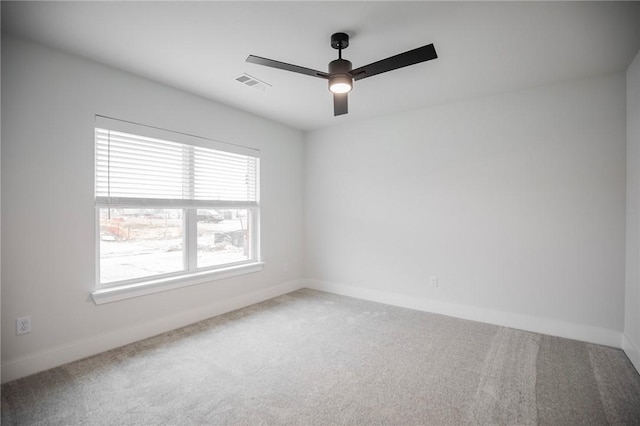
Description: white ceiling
xmin=3 ymin=1 xmax=640 ymax=131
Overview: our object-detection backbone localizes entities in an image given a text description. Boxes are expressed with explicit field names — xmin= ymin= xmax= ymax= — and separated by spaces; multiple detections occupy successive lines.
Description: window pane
xmin=197 ymin=209 xmax=251 ymax=269
xmin=99 ymin=208 xmax=184 ymax=284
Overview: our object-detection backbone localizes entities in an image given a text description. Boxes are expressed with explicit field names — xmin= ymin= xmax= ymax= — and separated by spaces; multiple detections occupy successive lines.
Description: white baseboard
xmin=622 ymin=333 xmax=640 ymax=374
xmin=305 ymin=279 xmax=622 ymax=348
xmin=1 ymin=280 xmax=305 ymax=384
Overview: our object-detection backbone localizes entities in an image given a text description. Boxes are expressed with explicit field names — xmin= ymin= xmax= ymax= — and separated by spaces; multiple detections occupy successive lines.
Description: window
xmin=93 ymin=116 xmax=261 ymax=303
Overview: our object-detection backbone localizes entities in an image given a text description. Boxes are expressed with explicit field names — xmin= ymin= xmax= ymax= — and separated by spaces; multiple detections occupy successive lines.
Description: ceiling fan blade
xmin=350 ymin=43 xmax=437 ymax=81
xmin=333 ymin=93 xmax=348 ymax=116
xmin=247 ymin=55 xmax=329 ymax=79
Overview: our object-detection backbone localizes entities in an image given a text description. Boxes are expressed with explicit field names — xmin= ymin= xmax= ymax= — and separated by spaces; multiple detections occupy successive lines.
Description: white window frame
xmin=91 ymin=116 xmax=263 ymax=304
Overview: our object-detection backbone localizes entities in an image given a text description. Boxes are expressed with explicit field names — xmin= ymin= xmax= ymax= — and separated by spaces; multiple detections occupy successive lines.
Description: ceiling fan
xmin=246 ymin=32 xmax=438 ymax=117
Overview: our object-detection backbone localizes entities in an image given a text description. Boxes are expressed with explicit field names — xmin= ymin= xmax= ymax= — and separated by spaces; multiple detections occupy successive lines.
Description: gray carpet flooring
xmin=2 ymin=289 xmax=640 ymax=425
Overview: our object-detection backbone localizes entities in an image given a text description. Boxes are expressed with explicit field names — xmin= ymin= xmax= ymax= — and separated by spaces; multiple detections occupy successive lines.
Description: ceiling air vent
xmin=235 ymin=73 xmax=271 ymax=91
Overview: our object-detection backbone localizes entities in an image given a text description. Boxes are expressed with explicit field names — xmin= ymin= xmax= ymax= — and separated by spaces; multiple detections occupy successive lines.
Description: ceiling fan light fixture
xmin=329 ymin=75 xmax=353 ymax=94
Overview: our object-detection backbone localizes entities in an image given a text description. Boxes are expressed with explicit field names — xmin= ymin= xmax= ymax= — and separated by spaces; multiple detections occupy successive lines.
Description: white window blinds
xmin=95 ymin=121 xmax=259 ymax=208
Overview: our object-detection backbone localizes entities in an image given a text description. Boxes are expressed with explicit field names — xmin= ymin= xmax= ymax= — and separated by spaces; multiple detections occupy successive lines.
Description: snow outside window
xmin=93 ymin=116 xmax=261 ymax=302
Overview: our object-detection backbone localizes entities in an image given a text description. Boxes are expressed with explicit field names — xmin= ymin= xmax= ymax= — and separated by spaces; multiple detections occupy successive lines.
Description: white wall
xmin=305 ymin=73 xmax=627 ymax=346
xmin=1 ymin=35 xmax=305 ymax=382
xmin=625 ymin=49 xmax=640 ymax=373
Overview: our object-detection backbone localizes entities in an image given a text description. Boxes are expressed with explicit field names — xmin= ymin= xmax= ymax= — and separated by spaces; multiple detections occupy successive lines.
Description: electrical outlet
xmin=430 ymin=275 xmax=439 ymax=288
xmin=16 ymin=316 xmax=31 ymax=335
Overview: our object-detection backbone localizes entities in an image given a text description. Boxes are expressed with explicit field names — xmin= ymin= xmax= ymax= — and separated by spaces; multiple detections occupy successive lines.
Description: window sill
xmin=91 ymin=262 xmax=264 ymax=305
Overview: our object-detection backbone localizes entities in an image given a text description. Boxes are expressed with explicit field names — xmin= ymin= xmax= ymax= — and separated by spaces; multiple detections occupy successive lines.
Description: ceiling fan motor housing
xmin=328 ymin=58 xmax=353 ymax=93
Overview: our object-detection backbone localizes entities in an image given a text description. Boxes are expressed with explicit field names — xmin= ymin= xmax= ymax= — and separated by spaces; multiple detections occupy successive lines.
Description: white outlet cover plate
xmin=16 ymin=316 xmax=31 ymax=335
